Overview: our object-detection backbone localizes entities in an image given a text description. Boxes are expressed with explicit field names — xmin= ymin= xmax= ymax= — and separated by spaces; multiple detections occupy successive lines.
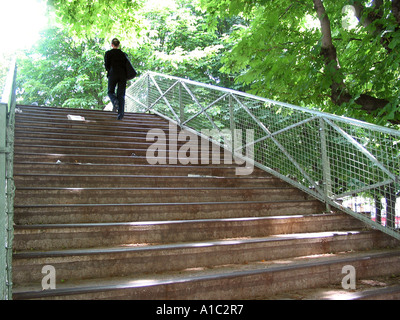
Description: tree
xmin=46 ymin=0 xmax=244 ymax=88
xmin=129 ymin=0 xmax=231 ymax=85
xmin=200 ymin=0 xmax=400 ymax=128
xmin=17 ymin=27 xmax=107 ymax=109
xmin=46 ymin=0 xmax=142 ymax=38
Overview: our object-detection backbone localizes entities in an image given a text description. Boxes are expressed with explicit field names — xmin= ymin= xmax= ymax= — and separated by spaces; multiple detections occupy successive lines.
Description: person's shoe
xmin=117 ymin=113 xmax=124 ymax=120
xmin=113 ymin=100 xmax=119 ymax=113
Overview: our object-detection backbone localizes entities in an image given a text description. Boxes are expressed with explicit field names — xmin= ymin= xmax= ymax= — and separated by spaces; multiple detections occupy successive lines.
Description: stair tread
xmin=13 ymin=213 xmax=344 ymax=228
xmin=13 ymin=230 xmax=368 ymax=258
xmin=14 ymin=199 xmax=322 ymax=208
xmin=14 ymin=161 xmax=246 ymax=169
xmin=12 ymin=248 xmax=400 ymax=299
xmin=266 ymin=279 xmax=400 ymax=300
xmin=15 ymin=186 xmax=294 ymax=190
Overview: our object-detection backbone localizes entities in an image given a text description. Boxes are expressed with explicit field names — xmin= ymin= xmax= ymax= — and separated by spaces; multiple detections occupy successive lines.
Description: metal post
xmin=229 ymin=94 xmax=235 ymax=156
xmin=0 ymin=103 xmax=7 ymax=300
xmin=1 ymin=59 xmax=17 ymax=300
xmin=179 ymin=81 xmax=184 ymax=126
xmin=319 ymin=117 xmax=332 ymax=211
xmin=147 ymin=73 xmax=151 ymax=111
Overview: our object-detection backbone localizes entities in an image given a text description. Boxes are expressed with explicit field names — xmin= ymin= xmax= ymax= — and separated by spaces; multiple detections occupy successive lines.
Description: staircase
xmin=11 ymin=105 xmax=400 ymax=300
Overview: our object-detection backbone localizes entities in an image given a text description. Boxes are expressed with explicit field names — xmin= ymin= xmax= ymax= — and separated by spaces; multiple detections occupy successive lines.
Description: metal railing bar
xmin=253 ymin=159 xmax=324 ymax=201
xmin=148 ymin=74 xmax=180 ymax=122
xmin=126 ymin=93 xmax=147 ymax=110
xmin=231 ymin=94 xmax=271 ymax=137
xmin=271 ymin=116 xmax=319 ymax=137
xmin=324 ymin=118 xmax=397 ymax=182
xmin=237 ymin=116 xmax=320 ymax=153
xmin=146 ymin=75 xmax=179 ymax=109
xmin=182 ymin=93 xmax=229 ymax=127
xmin=145 ymin=77 xmax=180 ymax=113
xmin=333 ymin=179 xmax=394 ymax=200
xmin=180 ymin=82 xmax=220 ymax=131
xmin=147 ymin=72 xmax=400 ymax=137
xmin=232 ymin=94 xmax=325 ymax=197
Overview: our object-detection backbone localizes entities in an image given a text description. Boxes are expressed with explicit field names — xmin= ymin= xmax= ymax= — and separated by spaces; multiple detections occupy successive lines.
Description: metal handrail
xmin=0 ymin=59 xmax=17 ymax=300
xmin=126 ymin=71 xmax=400 ymax=240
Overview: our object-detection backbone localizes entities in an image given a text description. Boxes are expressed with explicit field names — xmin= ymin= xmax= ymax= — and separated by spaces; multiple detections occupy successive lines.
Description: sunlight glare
xmin=0 ymin=0 xmax=47 ymax=53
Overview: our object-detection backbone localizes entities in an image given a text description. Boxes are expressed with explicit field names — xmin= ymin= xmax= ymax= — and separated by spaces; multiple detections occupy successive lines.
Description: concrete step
xmin=14 ymin=133 xmax=219 ymax=148
xmin=267 ymin=279 xmax=400 ymax=300
xmin=14 ymin=173 xmax=287 ymax=188
xmin=332 ymin=285 xmax=400 ymax=300
xmin=15 ymin=124 xmax=167 ymax=140
xmin=13 ymin=213 xmax=363 ymax=251
xmin=14 ymin=144 xmax=197 ymax=157
xmin=13 ymin=105 xmax=400 ymax=301
xmin=16 ymin=105 xmax=164 ymax=122
xmin=14 ymin=136 xmax=218 ymax=149
xmin=14 ymin=137 xmax=238 ymax=161
xmin=16 ymin=105 xmax=167 ymax=122
xmin=14 ymin=153 xmax=252 ymax=168
xmin=13 ymin=162 xmax=269 ymax=177
xmin=12 ymin=231 xmax=397 ymax=286
xmin=14 ymin=146 xmax=237 ymax=162
xmin=12 ymin=249 xmax=400 ymax=300
xmin=15 ymin=124 xmax=164 ymax=139
xmin=15 ymin=117 xmax=171 ymax=132
xmin=15 ymin=115 xmax=168 ymax=129
xmin=14 ymin=187 xmax=312 ymax=205
xmin=14 ymin=199 xmax=326 ymax=224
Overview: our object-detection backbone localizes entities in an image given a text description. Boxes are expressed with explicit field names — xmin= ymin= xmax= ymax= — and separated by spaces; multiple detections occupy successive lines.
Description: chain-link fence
xmin=126 ymin=72 xmax=400 ymax=240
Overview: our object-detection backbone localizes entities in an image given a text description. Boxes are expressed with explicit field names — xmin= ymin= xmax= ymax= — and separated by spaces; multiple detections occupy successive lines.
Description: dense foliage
xmin=17 ymin=27 xmax=107 ymax=108
xmin=16 ymin=0 xmax=240 ymax=109
xmin=200 ymin=0 xmax=400 ymax=127
xmin=10 ymin=0 xmax=400 ymax=129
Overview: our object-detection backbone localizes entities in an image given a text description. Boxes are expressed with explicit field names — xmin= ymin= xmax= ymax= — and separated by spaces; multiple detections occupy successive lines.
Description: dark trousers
xmin=107 ymin=73 xmax=127 ymax=115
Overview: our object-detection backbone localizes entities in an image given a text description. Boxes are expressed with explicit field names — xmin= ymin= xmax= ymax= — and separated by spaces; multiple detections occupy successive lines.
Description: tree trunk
xmin=313 ymin=0 xmax=397 ymax=122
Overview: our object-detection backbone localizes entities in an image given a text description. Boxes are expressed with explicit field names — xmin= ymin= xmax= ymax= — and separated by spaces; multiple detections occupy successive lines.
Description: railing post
xmin=319 ymin=117 xmax=332 ymax=211
xmin=147 ymin=73 xmax=151 ymax=111
xmin=0 ymin=103 xmax=7 ymax=300
xmin=179 ymin=81 xmax=184 ymax=126
xmin=1 ymin=59 xmax=17 ymax=300
xmin=229 ymin=94 xmax=235 ymax=156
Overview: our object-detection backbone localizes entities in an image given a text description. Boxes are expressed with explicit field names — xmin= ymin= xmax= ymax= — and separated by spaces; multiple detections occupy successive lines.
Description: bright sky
xmin=0 ymin=0 xmax=48 ymax=54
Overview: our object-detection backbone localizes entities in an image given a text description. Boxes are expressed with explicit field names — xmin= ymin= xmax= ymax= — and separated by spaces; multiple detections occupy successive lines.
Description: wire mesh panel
xmin=126 ymin=72 xmax=400 ymax=240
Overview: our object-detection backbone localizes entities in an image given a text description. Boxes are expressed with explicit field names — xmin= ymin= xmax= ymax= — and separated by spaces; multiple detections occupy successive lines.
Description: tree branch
xmin=313 ymin=0 xmax=396 ymax=121
xmin=313 ymin=0 xmax=350 ymax=105
xmin=353 ymin=0 xmax=392 ymax=52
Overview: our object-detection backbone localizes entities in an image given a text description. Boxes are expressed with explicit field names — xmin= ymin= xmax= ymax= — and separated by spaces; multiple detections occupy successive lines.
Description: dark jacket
xmin=104 ymin=49 xmax=128 ymax=78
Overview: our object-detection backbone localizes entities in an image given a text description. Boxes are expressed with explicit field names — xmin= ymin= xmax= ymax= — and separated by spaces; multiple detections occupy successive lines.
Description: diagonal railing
xmin=126 ymin=71 xmax=400 ymax=241
xmin=0 ymin=59 xmax=17 ymax=300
